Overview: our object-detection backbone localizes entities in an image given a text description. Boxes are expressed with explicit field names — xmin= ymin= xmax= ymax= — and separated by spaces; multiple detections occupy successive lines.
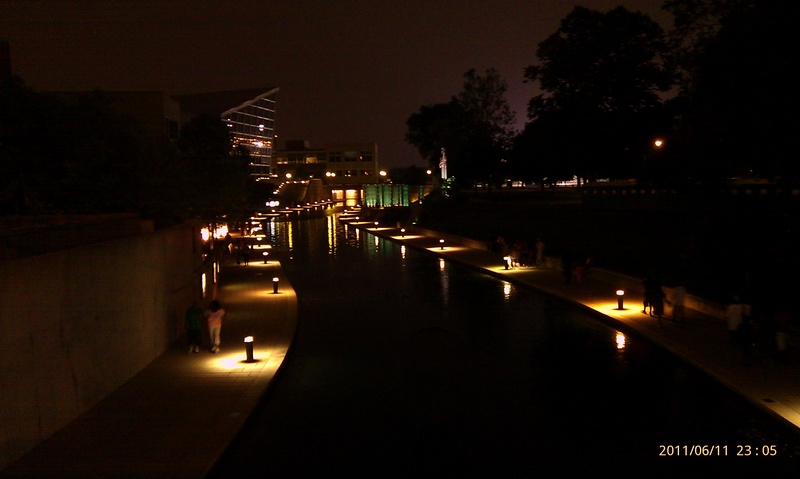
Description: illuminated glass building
xmin=177 ymin=88 xmax=279 ymax=179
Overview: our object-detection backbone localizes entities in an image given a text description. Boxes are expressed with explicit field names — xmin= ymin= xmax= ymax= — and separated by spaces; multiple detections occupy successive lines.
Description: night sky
xmin=1 ymin=0 xmax=671 ymax=168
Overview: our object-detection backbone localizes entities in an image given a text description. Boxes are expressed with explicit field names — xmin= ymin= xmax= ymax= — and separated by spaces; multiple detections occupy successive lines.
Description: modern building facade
xmin=274 ymin=141 xmax=379 ymax=183
xmin=274 ymin=141 xmax=379 ymax=206
xmin=273 ymin=140 xmax=328 ymax=179
xmin=176 ymin=88 xmax=279 ymax=179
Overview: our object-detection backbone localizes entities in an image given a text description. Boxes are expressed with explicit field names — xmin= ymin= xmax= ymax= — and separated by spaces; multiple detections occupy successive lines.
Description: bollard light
xmin=263 ymin=251 xmax=269 ymax=264
xmin=273 ymin=276 xmax=280 ymax=294
xmin=503 ymin=256 xmax=511 ymax=270
xmin=374 ymin=221 xmax=379 ymax=229
xmin=616 ymin=290 xmax=625 ymax=310
xmin=401 ymin=228 xmax=405 ymax=237
xmin=439 ymin=239 xmax=445 ymax=250
xmin=244 ymin=336 xmax=254 ymax=362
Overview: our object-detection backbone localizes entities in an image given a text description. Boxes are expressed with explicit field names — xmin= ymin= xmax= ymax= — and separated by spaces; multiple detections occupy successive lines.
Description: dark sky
xmin=1 ymin=0 xmax=671 ymax=168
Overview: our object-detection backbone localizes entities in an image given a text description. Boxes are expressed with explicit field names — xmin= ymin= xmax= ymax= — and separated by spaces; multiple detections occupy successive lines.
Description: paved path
xmin=1 ymin=253 xmax=296 ymax=478
xmin=341 ymin=214 xmax=800 ymax=437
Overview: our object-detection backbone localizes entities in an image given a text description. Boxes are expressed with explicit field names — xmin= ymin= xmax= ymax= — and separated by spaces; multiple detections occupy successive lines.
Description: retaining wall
xmin=0 ymin=222 xmax=204 ymax=469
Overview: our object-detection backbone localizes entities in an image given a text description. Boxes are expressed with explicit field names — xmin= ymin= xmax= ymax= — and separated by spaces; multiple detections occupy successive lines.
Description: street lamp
xmin=244 ymin=336 xmax=255 ymax=362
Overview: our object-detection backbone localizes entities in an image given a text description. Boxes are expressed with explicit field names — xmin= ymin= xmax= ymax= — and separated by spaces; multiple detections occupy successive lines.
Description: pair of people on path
xmin=185 ymin=299 xmax=226 ymax=353
xmin=642 ymin=275 xmax=666 ymax=326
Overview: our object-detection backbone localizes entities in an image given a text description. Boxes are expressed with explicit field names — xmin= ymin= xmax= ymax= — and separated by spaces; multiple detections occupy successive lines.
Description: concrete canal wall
xmin=0 ymin=222 xmax=209 ymax=469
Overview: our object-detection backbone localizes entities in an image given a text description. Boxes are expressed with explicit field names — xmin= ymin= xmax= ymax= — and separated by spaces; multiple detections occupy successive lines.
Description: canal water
xmin=210 ymin=214 xmax=799 ymax=475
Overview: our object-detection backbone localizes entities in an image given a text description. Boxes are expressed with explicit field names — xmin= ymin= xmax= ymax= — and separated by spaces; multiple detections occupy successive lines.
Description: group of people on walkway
xmin=184 ymin=299 xmax=226 ymax=354
xmin=724 ymin=295 xmax=793 ymax=367
xmin=492 ymin=235 xmax=546 ymax=269
xmin=639 ymin=274 xmax=793 ymax=366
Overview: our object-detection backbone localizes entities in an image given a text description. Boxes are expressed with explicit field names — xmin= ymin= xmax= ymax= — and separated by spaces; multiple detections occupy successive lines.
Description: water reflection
xmin=615 ymin=331 xmax=627 ymax=350
xmin=439 ymin=258 xmax=450 ymax=306
xmin=211 ymin=215 xmax=800 ymax=476
xmin=327 ymin=215 xmax=336 ymax=254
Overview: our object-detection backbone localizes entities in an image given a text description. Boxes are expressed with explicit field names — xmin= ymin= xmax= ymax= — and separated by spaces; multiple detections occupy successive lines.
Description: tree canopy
xmin=514 ymin=6 xmax=675 ymax=184
xmin=405 ymin=68 xmax=516 ymax=187
xmin=664 ymin=0 xmax=800 ymax=180
xmin=525 ymin=6 xmax=674 ymax=118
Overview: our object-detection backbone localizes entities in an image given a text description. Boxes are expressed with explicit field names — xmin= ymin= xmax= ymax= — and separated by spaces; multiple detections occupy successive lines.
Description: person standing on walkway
xmin=642 ymin=274 xmax=657 ymax=315
xmin=671 ymin=284 xmax=687 ymax=323
xmin=242 ymin=243 xmax=251 ymax=266
xmin=725 ymin=295 xmax=754 ymax=364
xmin=773 ymin=306 xmax=791 ymax=365
xmin=724 ymin=295 xmax=747 ymax=343
xmin=185 ymin=301 xmax=203 ymax=353
xmin=535 ymin=238 xmax=545 ymax=267
xmin=561 ymin=252 xmax=573 ymax=284
xmin=205 ymin=300 xmax=226 ymax=353
xmin=651 ymin=283 xmax=666 ymax=328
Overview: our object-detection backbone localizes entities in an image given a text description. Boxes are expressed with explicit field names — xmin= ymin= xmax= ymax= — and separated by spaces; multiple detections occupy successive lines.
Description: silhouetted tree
xmin=521 ymin=6 xmax=675 ymax=183
xmin=665 ymin=0 xmax=800 ymax=180
xmin=178 ymin=114 xmax=253 ymax=224
xmin=406 ymin=68 xmax=516 ymax=187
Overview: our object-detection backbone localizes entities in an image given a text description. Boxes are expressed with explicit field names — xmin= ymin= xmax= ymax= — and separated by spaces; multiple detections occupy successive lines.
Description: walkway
xmin=342 ymin=214 xmax=800 ymax=436
xmin=0 ymin=252 xmax=296 ymax=478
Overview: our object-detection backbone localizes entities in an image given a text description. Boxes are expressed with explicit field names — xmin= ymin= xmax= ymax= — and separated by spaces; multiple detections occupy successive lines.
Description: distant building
xmin=176 ymin=88 xmax=279 ymax=179
xmin=46 ymin=88 xmax=279 ymax=180
xmin=49 ymin=91 xmax=182 ymax=143
xmin=274 ymin=141 xmax=379 ymax=206
xmin=273 ymin=140 xmax=328 ymax=179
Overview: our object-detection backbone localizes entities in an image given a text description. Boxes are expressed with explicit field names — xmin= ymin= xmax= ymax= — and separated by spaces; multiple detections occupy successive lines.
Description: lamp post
xmin=244 ymin=336 xmax=254 ymax=362
xmin=273 ymin=277 xmax=279 ymax=294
